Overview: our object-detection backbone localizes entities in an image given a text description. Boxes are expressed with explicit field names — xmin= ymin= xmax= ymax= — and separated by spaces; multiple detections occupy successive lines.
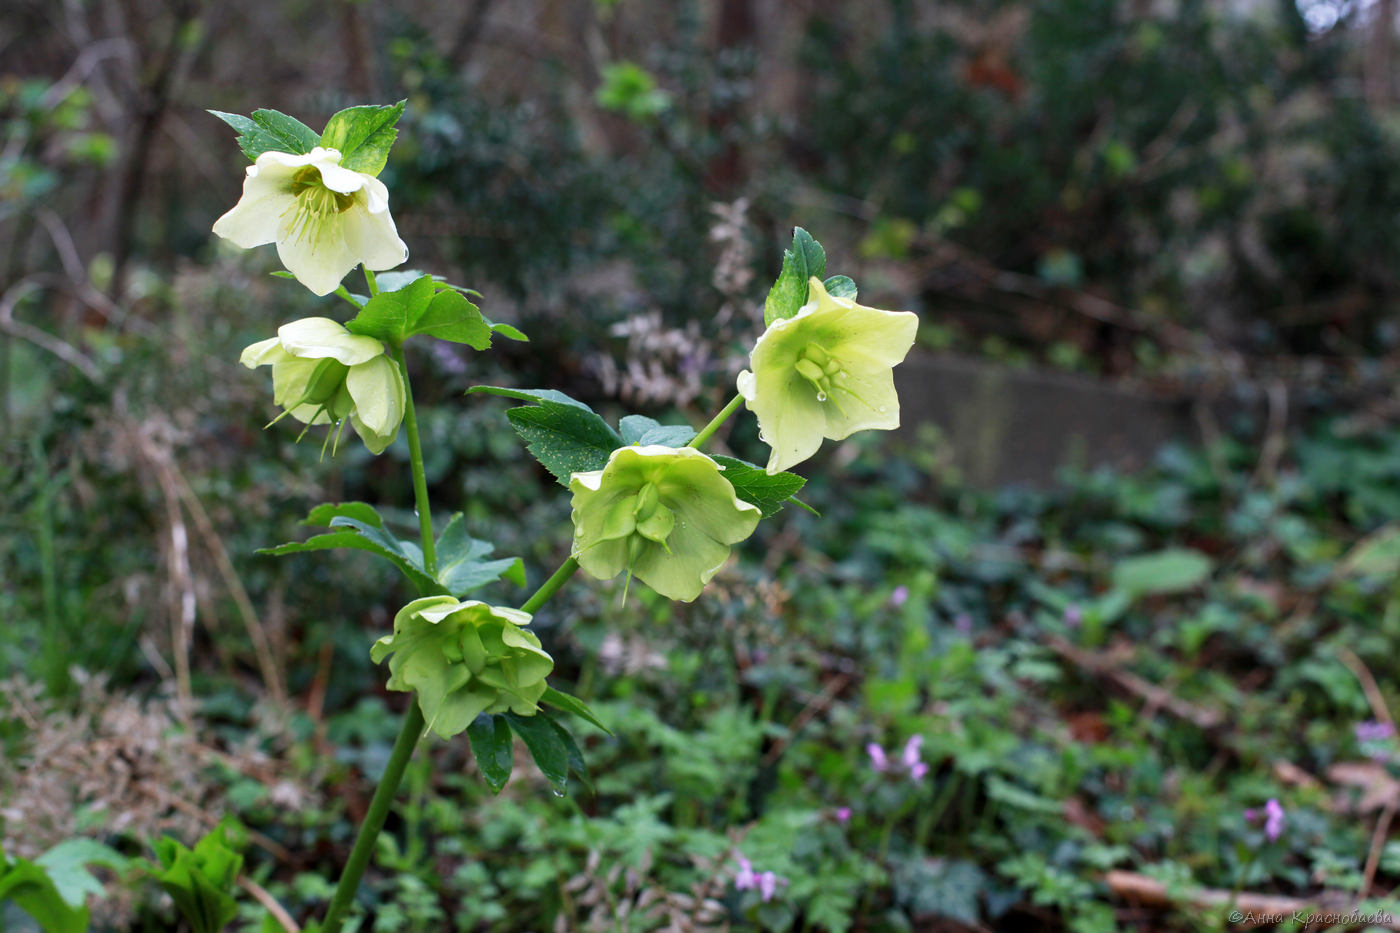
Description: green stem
xmin=521 ymin=557 xmax=580 ymax=613
xmin=322 ymin=702 xmax=424 ymax=932
xmin=393 ymin=343 xmax=436 ymax=575
xmin=364 ymin=267 xmax=379 ymax=296
xmin=687 ymin=393 xmax=743 ymax=451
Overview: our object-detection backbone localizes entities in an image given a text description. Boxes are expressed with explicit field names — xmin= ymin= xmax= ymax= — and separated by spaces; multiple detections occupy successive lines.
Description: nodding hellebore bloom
xmin=212 ymin=146 xmax=407 ymax=296
xmin=569 ymin=446 xmax=761 ymax=602
xmin=240 ymin=317 xmax=405 ymax=455
xmin=371 ymin=596 xmax=554 ymax=740
xmin=738 ymin=277 xmax=919 ymax=474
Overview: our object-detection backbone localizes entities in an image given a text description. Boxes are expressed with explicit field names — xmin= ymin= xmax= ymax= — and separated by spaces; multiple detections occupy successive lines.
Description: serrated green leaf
xmin=763 ymin=227 xmax=827 ymax=326
xmin=251 ymin=109 xmax=319 ymax=153
xmin=486 ymin=320 xmax=528 ymax=342
xmin=541 ymin=686 xmax=611 ymax=734
xmin=504 ymin=712 xmax=571 ymax=792
xmin=409 ymin=290 xmax=492 ymax=347
xmin=793 ymin=227 xmax=826 ymax=282
xmin=434 ymin=514 xmax=526 ymax=595
xmin=468 ymin=387 xmax=623 ymax=484
xmin=764 ymin=247 xmax=807 ymax=327
xmin=346 ymin=274 xmax=435 ymax=344
xmin=259 ymin=502 xmax=436 ymax=594
xmin=618 ymin=414 xmax=695 ymax=447
xmin=319 ymin=100 xmax=405 ymax=176
xmin=211 ymin=108 xmax=320 ymax=162
xmin=822 ymin=274 xmax=857 ymax=300
xmin=467 ymin=386 xmax=592 ymax=409
xmin=466 ymin=715 xmax=514 ymax=793
xmin=710 ymin=455 xmax=806 ymax=517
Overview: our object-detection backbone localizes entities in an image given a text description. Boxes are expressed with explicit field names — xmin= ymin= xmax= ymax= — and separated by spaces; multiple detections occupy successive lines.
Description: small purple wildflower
xmin=734 ymin=855 xmax=757 ymax=890
xmin=902 ymin=735 xmax=928 ymax=781
xmin=1356 ymin=720 xmax=1395 ymax=743
xmin=1263 ymin=798 xmax=1285 ymax=842
xmin=891 ymin=585 xmax=910 ymax=607
xmin=1063 ymin=604 xmax=1083 ymax=628
xmin=835 ymin=806 xmax=851 ymax=823
xmin=1243 ymin=808 xmax=1257 ymax=823
xmin=734 ymin=855 xmax=785 ymax=902
xmin=954 ymin=613 xmax=973 ymax=634
xmin=867 ymin=743 xmax=889 ymax=772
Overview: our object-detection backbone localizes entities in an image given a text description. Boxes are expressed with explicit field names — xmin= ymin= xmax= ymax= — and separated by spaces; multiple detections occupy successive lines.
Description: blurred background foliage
xmin=7 ymin=0 xmax=1400 ymax=930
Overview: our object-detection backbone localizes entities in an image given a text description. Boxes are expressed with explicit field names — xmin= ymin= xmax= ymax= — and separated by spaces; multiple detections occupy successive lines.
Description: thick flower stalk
xmin=569 ymin=446 xmax=760 ymax=602
xmin=738 ymin=277 xmax=919 ymax=474
xmin=212 ymin=146 xmax=407 ymax=296
xmin=371 ymin=597 xmax=554 ymax=740
xmin=241 ymin=317 xmax=405 ymax=454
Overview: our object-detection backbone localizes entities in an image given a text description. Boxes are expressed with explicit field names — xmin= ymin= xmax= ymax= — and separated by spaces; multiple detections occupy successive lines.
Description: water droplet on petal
xmin=878 ymin=405 xmax=888 ymax=412
xmin=817 ymin=391 xmax=827 ymax=402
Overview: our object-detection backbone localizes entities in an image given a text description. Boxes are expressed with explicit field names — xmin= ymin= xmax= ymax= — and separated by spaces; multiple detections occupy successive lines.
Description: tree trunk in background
xmin=704 ymin=0 xmax=755 ymax=196
xmin=1368 ymin=0 xmax=1395 ymax=105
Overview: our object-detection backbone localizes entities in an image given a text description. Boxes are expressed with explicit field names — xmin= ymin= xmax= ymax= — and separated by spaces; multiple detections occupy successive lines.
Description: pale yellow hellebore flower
xmin=372 ymin=596 xmax=554 ymax=740
xmin=212 ymin=146 xmax=407 ymax=296
xmin=241 ymin=317 xmax=405 ymax=455
xmin=569 ymin=446 xmax=760 ymax=602
xmin=738 ymin=278 xmax=919 ymax=474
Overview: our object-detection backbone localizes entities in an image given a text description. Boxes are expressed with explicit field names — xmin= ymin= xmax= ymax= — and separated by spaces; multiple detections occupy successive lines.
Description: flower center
xmin=795 ymin=344 xmax=844 ymax=404
xmin=283 ymin=166 xmax=356 ymax=245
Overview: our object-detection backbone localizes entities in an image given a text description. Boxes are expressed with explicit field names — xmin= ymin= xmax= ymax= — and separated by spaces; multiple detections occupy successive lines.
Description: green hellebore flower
xmin=737 ymin=277 xmax=919 ymax=474
xmin=212 ymin=146 xmax=408 ymax=297
xmin=569 ymin=446 xmax=761 ymax=602
xmin=240 ymin=317 xmax=406 ymax=455
xmin=371 ymin=596 xmax=554 ymax=740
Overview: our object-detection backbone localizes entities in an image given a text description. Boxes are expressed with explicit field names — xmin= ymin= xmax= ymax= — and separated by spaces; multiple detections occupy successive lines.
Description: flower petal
xmin=341 ymin=184 xmax=409 ymax=272
xmin=632 ymin=531 xmax=731 ymax=601
xmin=240 ymin=336 xmax=291 ymax=368
xmin=346 ymin=354 xmax=405 ymax=440
xmin=274 ymin=212 xmax=361 ymax=297
xmin=277 ymin=317 xmax=384 ymax=365
xmin=757 ymin=372 xmax=826 ymax=474
xmin=313 ymin=156 xmax=368 ymax=195
xmin=211 ymin=160 xmax=297 ymax=248
xmin=822 ymin=366 xmax=901 ymax=440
